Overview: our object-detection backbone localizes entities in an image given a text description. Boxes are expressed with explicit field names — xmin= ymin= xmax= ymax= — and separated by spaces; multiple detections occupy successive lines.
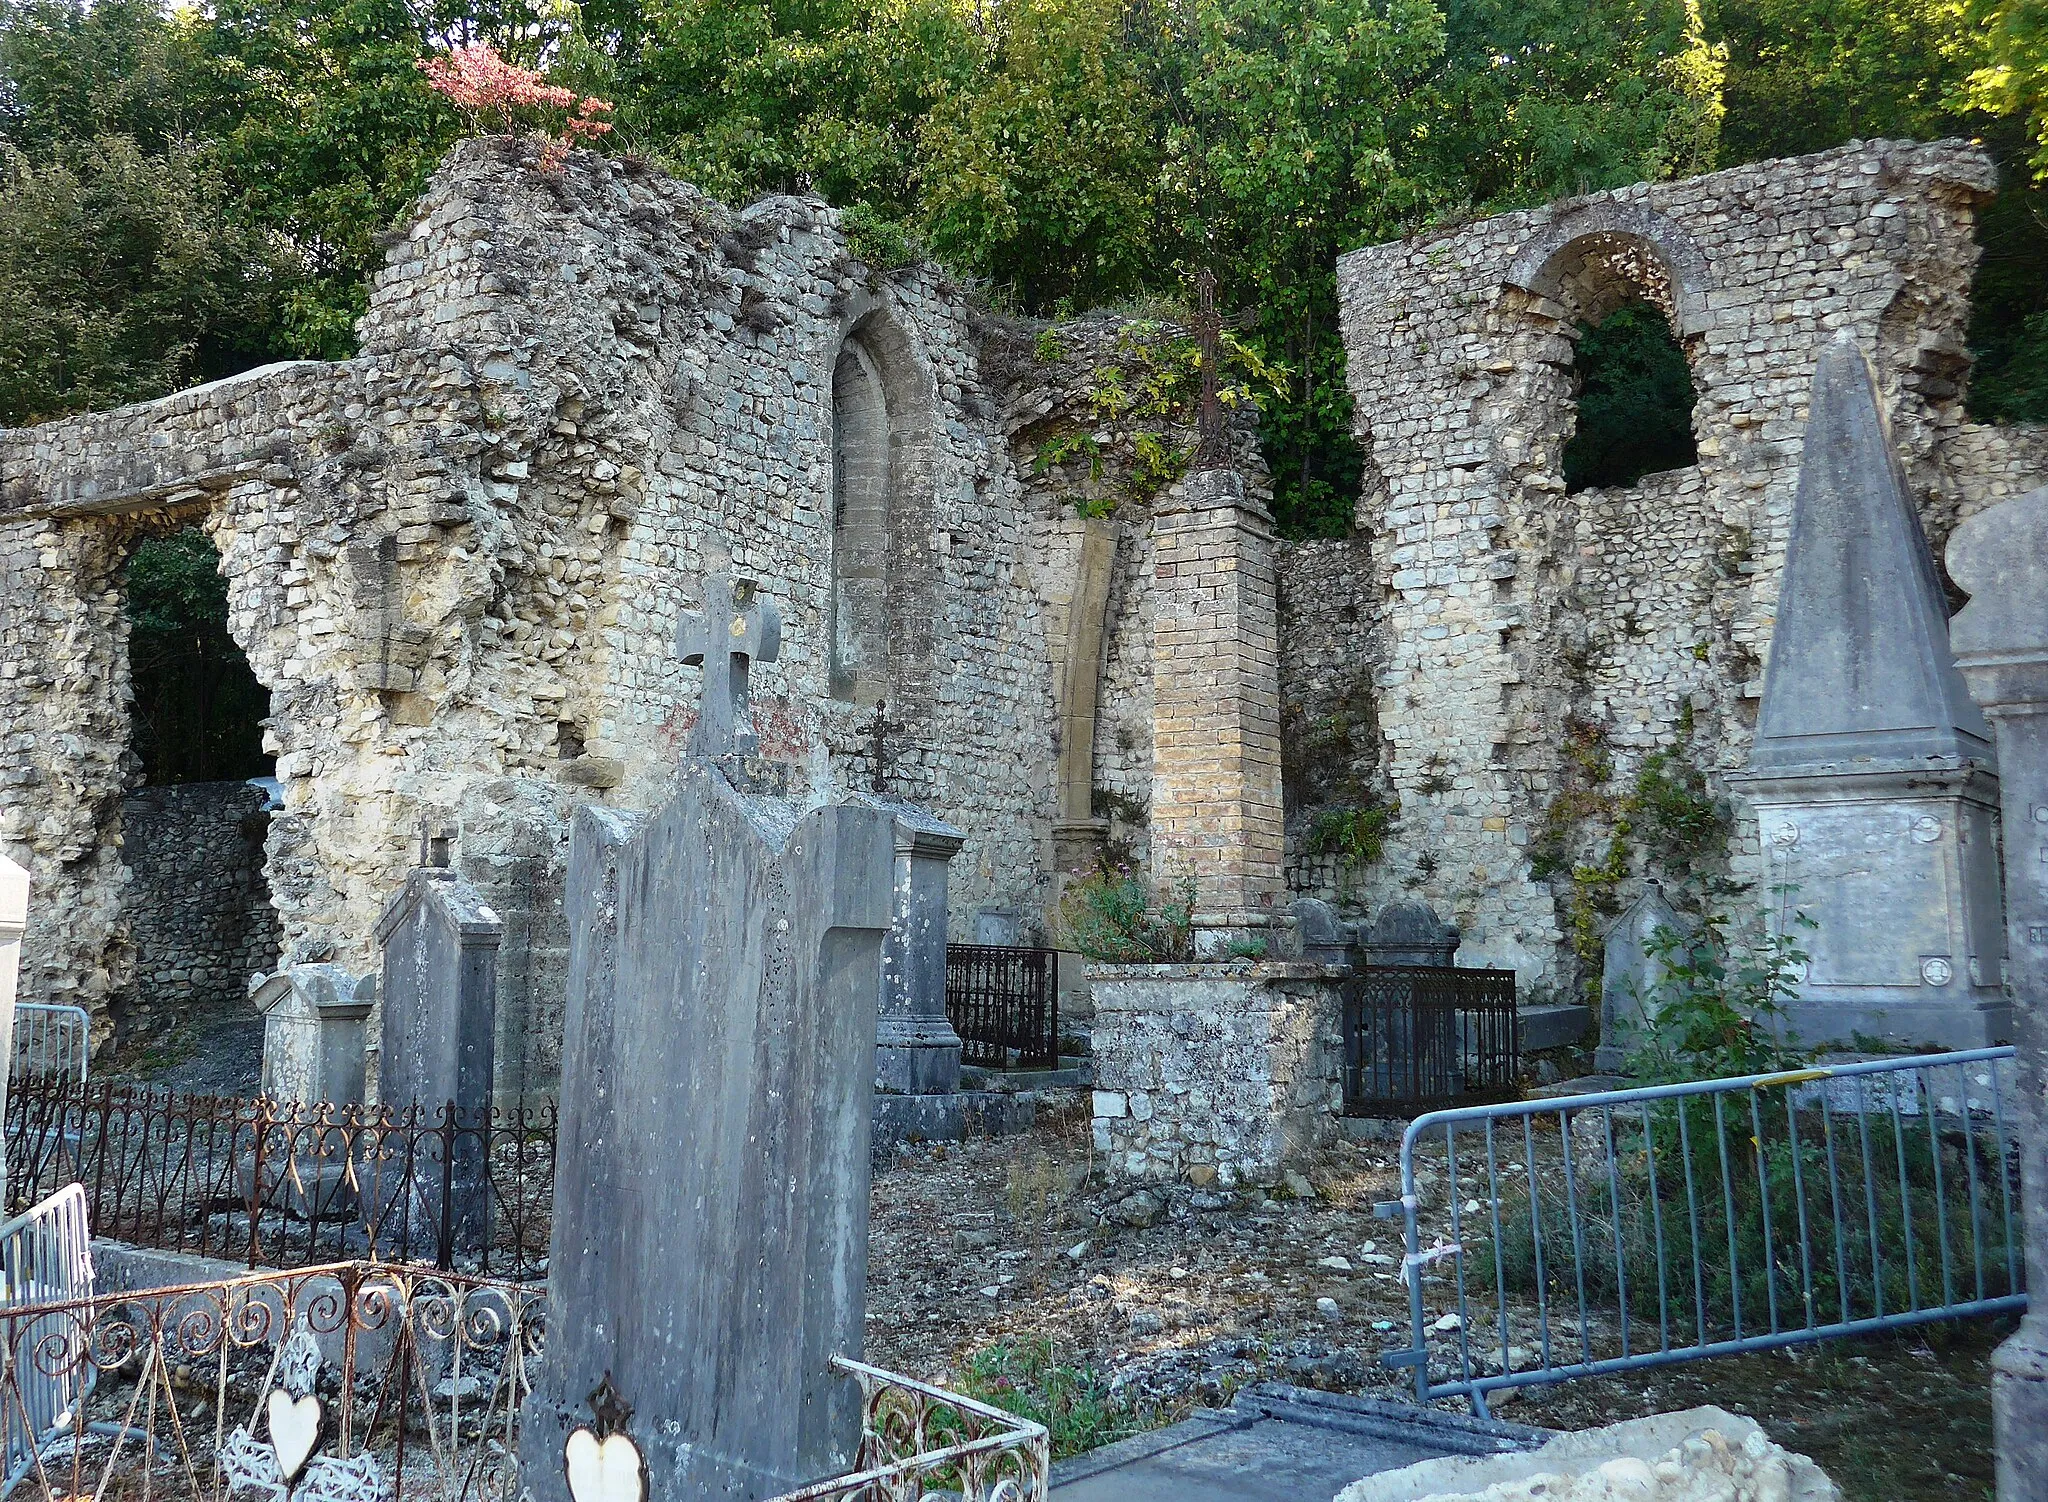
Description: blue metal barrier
xmin=1381 ymin=1048 xmax=2025 ymax=1417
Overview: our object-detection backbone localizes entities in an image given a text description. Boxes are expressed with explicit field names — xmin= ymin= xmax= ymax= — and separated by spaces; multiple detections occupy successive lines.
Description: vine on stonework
xmin=1529 ymin=711 xmax=1735 ymax=999
xmin=1028 ymin=319 xmax=1284 ymax=519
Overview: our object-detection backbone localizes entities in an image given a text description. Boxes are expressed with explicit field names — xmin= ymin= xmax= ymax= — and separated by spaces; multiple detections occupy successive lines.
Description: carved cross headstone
xmin=522 ymin=580 xmax=897 ymax=1500
xmin=677 ymin=574 xmax=782 ymax=760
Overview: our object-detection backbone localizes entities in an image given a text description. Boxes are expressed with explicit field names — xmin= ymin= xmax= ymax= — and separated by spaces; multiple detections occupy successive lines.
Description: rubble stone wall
xmin=0 ymin=139 xmax=1150 ymax=1087
xmin=1332 ymin=137 xmax=2048 ymax=994
xmin=118 ymin=781 xmax=280 ymax=1030
xmin=1089 ymin=962 xmax=1344 ymax=1186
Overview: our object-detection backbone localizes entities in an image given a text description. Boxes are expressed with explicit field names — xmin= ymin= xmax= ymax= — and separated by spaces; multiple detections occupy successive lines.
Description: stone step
xmin=959 ymin=1058 xmax=1093 ymax=1092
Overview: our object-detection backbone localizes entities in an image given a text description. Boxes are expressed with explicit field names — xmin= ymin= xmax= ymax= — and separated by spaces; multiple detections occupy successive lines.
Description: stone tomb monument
xmin=1596 ymin=884 xmax=1689 ymax=1071
xmin=252 ymin=964 xmax=373 ymax=1107
xmin=371 ymin=834 xmax=503 ymax=1254
xmin=1733 ymin=335 xmax=2007 ymax=1048
xmin=520 ymin=576 xmax=899 ymax=1499
xmin=1944 ymin=487 xmax=2048 ymax=1500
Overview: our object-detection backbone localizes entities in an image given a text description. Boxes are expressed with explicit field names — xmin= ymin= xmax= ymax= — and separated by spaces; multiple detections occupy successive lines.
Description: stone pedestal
xmin=866 ymin=797 xmax=966 ymax=1097
xmin=1088 ymin=962 xmax=1344 ymax=1187
xmin=373 ymin=862 xmax=502 ymax=1254
xmin=0 ymin=851 xmax=26 ymax=1205
xmin=1732 ymin=337 xmax=2006 ymax=1049
xmin=1149 ymin=469 xmax=1284 ymax=936
xmin=1944 ymin=487 xmax=2048 ymax=1502
xmin=252 ymin=964 xmax=372 ymax=1107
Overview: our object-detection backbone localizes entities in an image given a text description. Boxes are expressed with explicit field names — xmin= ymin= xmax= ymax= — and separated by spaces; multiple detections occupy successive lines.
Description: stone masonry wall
xmin=0 ymin=138 xmax=1105 ymax=1088
xmin=117 ymin=781 xmax=279 ymax=1036
xmin=1089 ymin=963 xmax=1344 ymax=1187
xmin=1332 ymin=137 xmax=2048 ymax=996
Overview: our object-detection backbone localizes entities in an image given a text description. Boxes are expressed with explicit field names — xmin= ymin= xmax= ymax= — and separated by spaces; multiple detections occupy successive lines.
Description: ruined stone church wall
xmin=0 ymin=139 xmax=1065 ymax=1085
xmin=1332 ymin=137 xmax=2048 ymax=994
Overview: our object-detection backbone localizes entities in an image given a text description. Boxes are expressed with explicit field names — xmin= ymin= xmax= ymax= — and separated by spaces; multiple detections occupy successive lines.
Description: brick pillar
xmin=1150 ymin=469 xmax=1283 ymax=944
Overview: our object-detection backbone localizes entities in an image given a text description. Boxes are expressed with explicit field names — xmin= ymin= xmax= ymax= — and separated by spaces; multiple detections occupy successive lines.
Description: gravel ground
xmin=862 ymin=1100 xmax=2002 ymax=1502
xmin=106 ymin=1003 xmax=264 ymax=1095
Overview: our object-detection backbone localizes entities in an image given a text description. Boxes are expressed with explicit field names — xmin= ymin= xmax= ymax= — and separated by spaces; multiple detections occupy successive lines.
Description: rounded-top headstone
xmin=1362 ymin=899 xmax=1459 ymax=967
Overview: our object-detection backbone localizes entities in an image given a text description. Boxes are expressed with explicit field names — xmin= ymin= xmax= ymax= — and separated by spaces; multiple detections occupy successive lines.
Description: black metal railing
xmin=945 ymin=945 xmax=1060 ymax=1069
xmin=2 ymin=1079 xmax=555 ymax=1277
xmin=1342 ymin=965 xmax=1519 ymax=1116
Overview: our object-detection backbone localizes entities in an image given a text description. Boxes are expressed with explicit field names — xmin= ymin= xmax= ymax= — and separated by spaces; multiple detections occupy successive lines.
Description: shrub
xmin=1055 ymin=866 xmax=1195 ymax=962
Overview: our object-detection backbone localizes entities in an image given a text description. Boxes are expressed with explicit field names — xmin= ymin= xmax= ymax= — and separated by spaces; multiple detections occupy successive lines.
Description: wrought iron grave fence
xmin=1380 ymin=1048 xmax=2025 ymax=1417
xmin=945 ymin=946 xmax=1060 ymax=1070
xmin=2 ymin=1081 xmax=554 ymax=1278
xmin=1343 ymin=967 xmax=1519 ymax=1116
xmin=0 ymin=1261 xmax=1048 ymax=1502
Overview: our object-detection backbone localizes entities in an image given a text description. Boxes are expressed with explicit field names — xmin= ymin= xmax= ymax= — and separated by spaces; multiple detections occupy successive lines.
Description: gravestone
xmin=1732 ymin=335 xmax=2007 ymax=1048
xmin=1596 ymin=884 xmax=1689 ymax=1071
xmin=372 ymin=834 xmax=502 ymax=1254
xmin=975 ymin=906 xmax=1023 ymax=947
xmin=0 ymin=851 xmax=25 ymax=1203
xmin=1944 ymin=487 xmax=2048 ymax=1501
xmin=869 ymin=796 xmax=967 ymax=1096
xmin=1361 ymin=900 xmax=1459 ymax=967
xmin=252 ymin=964 xmax=373 ymax=1107
xmin=1291 ymin=897 xmax=1357 ymax=966
xmin=520 ymin=575 xmax=898 ymax=1500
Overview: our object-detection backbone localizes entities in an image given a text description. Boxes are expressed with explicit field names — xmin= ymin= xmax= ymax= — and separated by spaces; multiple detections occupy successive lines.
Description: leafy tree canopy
xmin=1 ymin=0 xmax=2044 ymax=536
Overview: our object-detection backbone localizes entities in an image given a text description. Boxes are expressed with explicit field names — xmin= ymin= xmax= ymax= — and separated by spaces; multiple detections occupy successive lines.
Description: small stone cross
xmin=417 ymin=820 xmax=452 ymax=869
xmin=677 ymin=575 xmax=783 ymax=760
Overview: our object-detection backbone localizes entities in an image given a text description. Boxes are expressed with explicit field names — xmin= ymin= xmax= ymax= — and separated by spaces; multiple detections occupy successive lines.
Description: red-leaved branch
xmin=418 ymin=43 xmax=614 ymax=167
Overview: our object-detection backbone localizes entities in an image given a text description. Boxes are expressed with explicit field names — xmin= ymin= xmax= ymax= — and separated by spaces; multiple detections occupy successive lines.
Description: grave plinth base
xmin=872 ymin=1090 xmax=1036 ymax=1148
xmin=1087 ymin=962 xmax=1344 ymax=1188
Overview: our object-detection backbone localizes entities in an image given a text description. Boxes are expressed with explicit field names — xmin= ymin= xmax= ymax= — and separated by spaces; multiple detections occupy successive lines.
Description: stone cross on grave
xmin=677 ymin=575 xmax=782 ymax=760
xmin=1191 ymin=268 xmax=1253 ymax=469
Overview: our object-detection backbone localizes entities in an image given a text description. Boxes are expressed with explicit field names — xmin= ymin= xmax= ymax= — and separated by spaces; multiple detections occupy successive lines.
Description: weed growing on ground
xmin=953 ymin=1338 xmax=1150 ymax=1458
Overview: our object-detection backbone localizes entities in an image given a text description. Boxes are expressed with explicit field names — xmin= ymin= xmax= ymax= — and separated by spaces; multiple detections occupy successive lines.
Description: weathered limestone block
xmin=1089 ymin=962 xmax=1344 ymax=1186
xmin=1336 ymin=1407 xmax=1840 ymax=1502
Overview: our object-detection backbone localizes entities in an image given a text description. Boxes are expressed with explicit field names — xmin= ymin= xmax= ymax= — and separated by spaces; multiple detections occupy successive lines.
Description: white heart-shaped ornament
xmin=266 ymin=1390 xmax=321 ymax=1481
xmin=564 ymin=1427 xmax=644 ymax=1502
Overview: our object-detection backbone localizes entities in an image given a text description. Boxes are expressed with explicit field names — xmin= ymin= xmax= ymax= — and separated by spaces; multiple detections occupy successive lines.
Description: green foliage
xmin=954 ymin=1338 xmax=1152 ymax=1459
xmin=124 ymin=526 xmax=272 ymax=785
xmin=0 ymin=137 xmax=289 ymax=424
xmin=1630 ymin=744 xmax=1733 ymax=877
xmin=1621 ymin=905 xmax=1811 ymax=1082
xmin=1961 ymin=0 xmax=2048 ymax=182
xmin=1478 ymin=1092 xmax=2018 ymax=1343
xmin=1055 ymin=865 xmax=1196 ymax=962
xmin=1562 ymin=301 xmax=1700 ymax=492
xmin=1303 ymin=803 xmax=1392 ymax=869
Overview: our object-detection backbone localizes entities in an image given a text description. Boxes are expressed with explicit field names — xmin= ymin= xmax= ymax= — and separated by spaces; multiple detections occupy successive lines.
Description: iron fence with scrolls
xmin=2 ymin=1081 xmax=555 ymax=1278
xmin=945 ymin=945 xmax=1060 ymax=1070
xmin=1342 ymin=966 xmax=1519 ymax=1116
xmin=1381 ymin=1048 xmax=2025 ymax=1417
xmin=0 ymin=1260 xmax=1048 ymax=1502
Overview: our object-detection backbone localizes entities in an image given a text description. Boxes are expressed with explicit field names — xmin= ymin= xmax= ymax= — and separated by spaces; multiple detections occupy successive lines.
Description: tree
xmin=0 ymin=136 xmax=287 ymax=424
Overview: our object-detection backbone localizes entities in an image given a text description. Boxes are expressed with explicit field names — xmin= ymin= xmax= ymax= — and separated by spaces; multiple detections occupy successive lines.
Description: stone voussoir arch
xmin=1502 ymin=200 xmax=1715 ymax=338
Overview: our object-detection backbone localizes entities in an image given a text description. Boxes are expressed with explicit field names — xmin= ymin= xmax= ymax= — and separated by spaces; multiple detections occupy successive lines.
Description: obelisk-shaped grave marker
xmin=521 ymin=575 xmax=896 ymax=1499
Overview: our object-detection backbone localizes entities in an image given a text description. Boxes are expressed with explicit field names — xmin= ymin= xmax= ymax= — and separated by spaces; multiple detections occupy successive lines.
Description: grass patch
xmin=953 ymin=1338 xmax=1156 ymax=1459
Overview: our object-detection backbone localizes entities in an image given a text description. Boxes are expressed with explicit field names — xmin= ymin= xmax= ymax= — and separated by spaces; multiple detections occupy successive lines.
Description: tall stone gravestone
xmin=1944 ymin=487 xmax=2048 ymax=1500
xmin=0 ymin=850 xmax=25 ymax=1204
xmin=252 ymin=964 xmax=373 ymax=1106
xmin=372 ymin=836 xmax=502 ymax=1255
xmin=868 ymin=796 xmax=967 ymax=1097
xmin=1596 ymin=884 xmax=1689 ymax=1071
xmin=520 ymin=577 xmax=898 ymax=1500
xmin=1732 ymin=336 xmax=2007 ymax=1048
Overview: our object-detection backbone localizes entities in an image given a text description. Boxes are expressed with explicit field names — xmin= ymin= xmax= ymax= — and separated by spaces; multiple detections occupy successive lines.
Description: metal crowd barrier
xmin=1382 ymin=1048 xmax=2025 ymax=1416
xmin=9 ymin=1008 xmax=87 ymax=1087
xmin=0 ymin=1185 xmax=95 ymax=1496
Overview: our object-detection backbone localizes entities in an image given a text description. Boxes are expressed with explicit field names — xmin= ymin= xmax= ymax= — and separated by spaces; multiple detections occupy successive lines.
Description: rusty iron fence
xmin=945 ymin=945 xmax=1060 ymax=1070
xmin=1381 ymin=1048 xmax=2025 ymax=1418
xmin=2 ymin=1080 xmax=554 ymax=1278
xmin=0 ymin=1261 xmax=1048 ymax=1502
xmin=1343 ymin=966 xmax=1520 ymax=1116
